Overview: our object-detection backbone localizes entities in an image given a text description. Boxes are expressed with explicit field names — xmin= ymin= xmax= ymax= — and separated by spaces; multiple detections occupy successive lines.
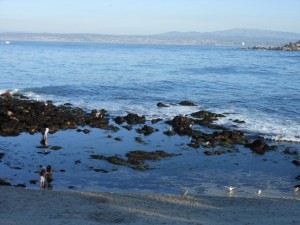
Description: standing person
xmin=39 ymin=166 xmax=46 ymax=188
xmin=40 ymin=128 xmax=49 ymax=147
xmin=45 ymin=165 xmax=53 ymax=187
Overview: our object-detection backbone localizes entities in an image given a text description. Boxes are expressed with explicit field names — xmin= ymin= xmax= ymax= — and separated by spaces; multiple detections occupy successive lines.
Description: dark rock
xmin=1 ymin=117 xmax=20 ymax=134
xmin=178 ymin=101 xmax=198 ymax=106
xmin=0 ymin=152 xmax=4 ymax=160
xmin=114 ymin=116 xmax=126 ymax=125
xmin=15 ymin=183 xmax=26 ymax=188
xmin=83 ymin=129 xmax=91 ymax=134
xmin=214 ymin=149 xmax=225 ymax=155
xmin=124 ymin=113 xmax=146 ymax=125
xmin=204 ymin=150 xmax=225 ymax=156
xmin=151 ymin=118 xmax=162 ymax=124
xmin=283 ymin=149 xmax=298 ymax=155
xmin=126 ymin=150 xmax=178 ymax=162
xmin=156 ymin=102 xmax=169 ymax=107
xmin=188 ymin=140 xmax=201 ymax=148
xmin=90 ymin=154 xmax=106 ymax=160
xmin=204 ymin=151 xmax=215 ymax=156
xmin=136 ymin=125 xmax=155 ymax=136
xmin=233 ymin=119 xmax=246 ymax=124
xmin=190 ymin=110 xmax=225 ymax=119
xmin=106 ymin=156 xmax=128 ymax=166
xmin=114 ymin=137 xmax=122 ymax=141
xmin=50 ymin=146 xmax=62 ymax=150
xmin=163 ymin=130 xmax=176 ymax=136
xmin=13 ymin=166 xmax=22 ymax=170
xmin=88 ymin=118 xmax=109 ymax=128
xmin=29 ymin=180 xmax=38 ymax=184
xmin=168 ymin=116 xmax=194 ymax=128
xmin=0 ymin=179 xmax=12 ymax=186
xmin=95 ymin=124 xmax=119 ymax=131
xmin=134 ymin=137 xmax=144 ymax=143
xmin=122 ymin=125 xmax=132 ymax=130
xmin=75 ymin=160 xmax=81 ymax=164
xmin=131 ymin=165 xmax=152 ymax=171
xmin=292 ymin=160 xmax=300 ymax=166
xmin=245 ymin=139 xmax=276 ymax=154
xmin=295 ymin=175 xmax=300 ymax=181
xmin=93 ymin=168 xmax=109 ymax=173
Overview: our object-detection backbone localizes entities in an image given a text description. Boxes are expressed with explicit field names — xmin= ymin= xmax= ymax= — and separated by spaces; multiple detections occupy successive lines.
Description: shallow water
xmin=0 ymin=120 xmax=299 ymax=199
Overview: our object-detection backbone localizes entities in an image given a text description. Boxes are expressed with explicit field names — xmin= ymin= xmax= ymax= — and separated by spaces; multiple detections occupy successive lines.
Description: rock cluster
xmin=0 ymin=94 xmax=278 ymax=158
xmin=91 ymin=150 xmax=180 ymax=170
xmin=251 ymin=40 xmax=300 ymax=51
xmin=0 ymin=94 xmax=115 ymax=136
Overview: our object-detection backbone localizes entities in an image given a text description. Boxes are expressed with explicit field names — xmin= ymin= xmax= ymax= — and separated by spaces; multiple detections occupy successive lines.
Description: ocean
xmin=0 ymin=41 xmax=299 ymax=198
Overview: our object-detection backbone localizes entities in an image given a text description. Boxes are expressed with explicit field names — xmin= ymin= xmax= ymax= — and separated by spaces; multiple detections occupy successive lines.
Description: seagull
xmin=255 ymin=190 xmax=262 ymax=195
xmin=182 ymin=188 xmax=189 ymax=196
xmin=225 ymin=186 xmax=237 ymax=193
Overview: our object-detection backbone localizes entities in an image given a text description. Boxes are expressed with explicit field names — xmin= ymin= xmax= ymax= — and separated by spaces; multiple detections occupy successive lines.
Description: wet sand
xmin=0 ymin=186 xmax=299 ymax=225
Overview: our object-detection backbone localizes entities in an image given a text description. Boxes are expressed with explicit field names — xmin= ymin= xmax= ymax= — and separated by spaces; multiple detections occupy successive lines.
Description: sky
xmin=0 ymin=0 xmax=300 ymax=35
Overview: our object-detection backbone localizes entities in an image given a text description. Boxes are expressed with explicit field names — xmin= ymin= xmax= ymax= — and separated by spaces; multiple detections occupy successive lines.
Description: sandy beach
xmin=0 ymin=186 xmax=299 ymax=225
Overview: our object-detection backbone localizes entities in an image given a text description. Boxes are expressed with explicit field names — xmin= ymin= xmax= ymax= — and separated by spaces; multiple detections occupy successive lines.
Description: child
xmin=39 ymin=166 xmax=46 ymax=188
xmin=45 ymin=165 xmax=53 ymax=187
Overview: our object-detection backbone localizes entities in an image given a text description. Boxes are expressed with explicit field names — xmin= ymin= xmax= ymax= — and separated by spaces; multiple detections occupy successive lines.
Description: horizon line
xmin=1 ymin=28 xmax=300 ymax=36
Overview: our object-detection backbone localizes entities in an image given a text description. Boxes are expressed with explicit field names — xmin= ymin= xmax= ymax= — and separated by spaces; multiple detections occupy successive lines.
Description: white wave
xmin=214 ymin=108 xmax=300 ymax=143
xmin=0 ymin=89 xmax=20 ymax=95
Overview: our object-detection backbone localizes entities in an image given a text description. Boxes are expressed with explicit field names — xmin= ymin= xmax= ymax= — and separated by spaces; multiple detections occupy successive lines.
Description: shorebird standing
xmin=182 ymin=188 xmax=189 ymax=196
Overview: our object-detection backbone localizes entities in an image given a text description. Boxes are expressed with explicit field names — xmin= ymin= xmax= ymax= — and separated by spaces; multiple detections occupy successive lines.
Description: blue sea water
xmin=0 ymin=41 xmax=300 ymax=198
xmin=1 ymin=41 xmax=299 ymax=142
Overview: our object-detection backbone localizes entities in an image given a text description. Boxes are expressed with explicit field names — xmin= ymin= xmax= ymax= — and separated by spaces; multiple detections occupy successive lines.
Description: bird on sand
xmin=182 ymin=189 xmax=189 ymax=196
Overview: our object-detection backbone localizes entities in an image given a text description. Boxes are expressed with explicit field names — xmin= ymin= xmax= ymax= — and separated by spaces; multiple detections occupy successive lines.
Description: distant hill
xmin=1 ymin=28 xmax=300 ymax=46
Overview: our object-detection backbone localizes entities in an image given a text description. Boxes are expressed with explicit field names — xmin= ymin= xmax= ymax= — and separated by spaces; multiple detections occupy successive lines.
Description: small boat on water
xmin=5 ymin=41 xmax=11 ymax=45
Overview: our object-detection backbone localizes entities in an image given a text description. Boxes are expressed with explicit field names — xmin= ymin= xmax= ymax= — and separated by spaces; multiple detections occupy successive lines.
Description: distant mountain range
xmin=1 ymin=28 xmax=300 ymax=46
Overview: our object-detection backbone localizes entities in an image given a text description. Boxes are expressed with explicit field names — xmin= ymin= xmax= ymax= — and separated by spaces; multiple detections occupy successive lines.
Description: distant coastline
xmin=1 ymin=28 xmax=300 ymax=46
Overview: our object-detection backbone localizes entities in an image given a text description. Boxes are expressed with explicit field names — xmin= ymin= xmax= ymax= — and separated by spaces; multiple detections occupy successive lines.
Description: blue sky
xmin=0 ymin=0 xmax=299 ymax=34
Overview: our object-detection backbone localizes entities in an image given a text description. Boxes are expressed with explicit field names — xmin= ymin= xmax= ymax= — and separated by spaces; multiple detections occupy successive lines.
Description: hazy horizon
xmin=1 ymin=0 xmax=300 ymax=35
xmin=1 ymin=27 xmax=300 ymax=36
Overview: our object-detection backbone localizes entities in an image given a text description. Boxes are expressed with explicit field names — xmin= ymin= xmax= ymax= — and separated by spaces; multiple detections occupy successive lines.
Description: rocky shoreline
xmin=0 ymin=91 xmax=276 ymax=154
xmin=0 ymin=91 xmax=299 ymax=190
xmin=251 ymin=40 xmax=300 ymax=51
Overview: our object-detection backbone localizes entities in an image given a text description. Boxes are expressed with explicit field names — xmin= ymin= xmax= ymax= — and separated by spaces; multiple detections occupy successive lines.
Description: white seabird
xmin=255 ymin=190 xmax=262 ymax=195
xmin=182 ymin=188 xmax=189 ymax=196
xmin=224 ymin=186 xmax=237 ymax=193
